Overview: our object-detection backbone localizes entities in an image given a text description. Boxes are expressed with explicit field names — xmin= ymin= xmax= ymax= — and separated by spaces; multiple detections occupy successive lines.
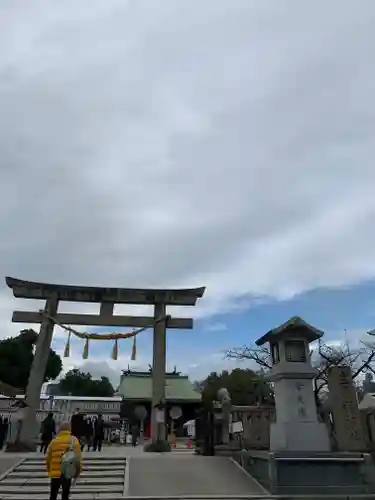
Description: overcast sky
xmin=1 ymin=1 xmax=375 ymax=384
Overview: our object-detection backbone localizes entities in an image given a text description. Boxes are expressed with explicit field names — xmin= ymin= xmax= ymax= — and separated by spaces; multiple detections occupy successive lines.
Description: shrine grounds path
xmin=0 ymin=446 xmax=268 ymax=498
xmin=0 ymin=455 xmax=22 ymax=476
xmin=127 ymin=454 xmax=266 ymax=497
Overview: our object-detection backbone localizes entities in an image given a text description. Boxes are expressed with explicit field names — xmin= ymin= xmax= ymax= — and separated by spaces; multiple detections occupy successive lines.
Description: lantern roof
xmin=255 ymin=316 xmax=324 ymax=347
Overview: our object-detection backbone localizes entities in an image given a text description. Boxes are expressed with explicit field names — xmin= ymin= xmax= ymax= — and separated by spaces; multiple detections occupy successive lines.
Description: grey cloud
xmin=1 ymin=0 xmax=375 ymax=345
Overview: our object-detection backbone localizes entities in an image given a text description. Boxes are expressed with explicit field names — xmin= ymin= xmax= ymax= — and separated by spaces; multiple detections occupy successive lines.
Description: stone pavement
xmin=2 ymin=447 xmax=375 ymax=499
xmin=0 ymin=456 xmax=22 ymax=477
xmin=127 ymin=455 xmax=267 ymax=497
xmin=0 ymin=446 xmax=270 ymax=499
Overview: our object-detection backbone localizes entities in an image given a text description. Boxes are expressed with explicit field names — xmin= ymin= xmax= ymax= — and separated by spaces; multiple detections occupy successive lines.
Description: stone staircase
xmin=0 ymin=455 xmax=126 ymax=499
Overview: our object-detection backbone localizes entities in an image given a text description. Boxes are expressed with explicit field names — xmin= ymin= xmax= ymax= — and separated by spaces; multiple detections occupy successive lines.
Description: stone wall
xmin=231 ymin=405 xmax=275 ymax=450
xmin=230 ymin=385 xmax=375 ymax=453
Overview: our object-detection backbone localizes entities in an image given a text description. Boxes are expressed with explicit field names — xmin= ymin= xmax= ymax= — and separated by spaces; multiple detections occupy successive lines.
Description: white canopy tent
xmin=183 ymin=419 xmax=195 ymax=437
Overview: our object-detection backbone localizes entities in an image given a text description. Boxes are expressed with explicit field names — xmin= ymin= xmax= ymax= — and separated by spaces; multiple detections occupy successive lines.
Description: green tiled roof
xmin=118 ymin=374 xmax=201 ymax=402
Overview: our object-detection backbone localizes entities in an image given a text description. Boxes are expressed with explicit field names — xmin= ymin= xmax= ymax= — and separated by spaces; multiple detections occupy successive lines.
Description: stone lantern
xmin=255 ymin=316 xmax=330 ymax=452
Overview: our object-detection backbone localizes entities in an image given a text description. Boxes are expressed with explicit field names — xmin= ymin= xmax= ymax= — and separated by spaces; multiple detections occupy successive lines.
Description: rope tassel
xmin=82 ymin=338 xmax=89 ymax=359
xmin=112 ymin=339 xmax=118 ymax=360
xmin=131 ymin=335 xmax=136 ymax=361
xmin=64 ymin=332 xmax=71 ymax=358
xmin=37 ymin=310 xmax=168 ymax=362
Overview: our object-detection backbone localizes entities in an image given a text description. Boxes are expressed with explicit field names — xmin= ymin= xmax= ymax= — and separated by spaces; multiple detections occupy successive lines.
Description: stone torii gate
xmin=5 ymin=277 xmax=205 ymax=450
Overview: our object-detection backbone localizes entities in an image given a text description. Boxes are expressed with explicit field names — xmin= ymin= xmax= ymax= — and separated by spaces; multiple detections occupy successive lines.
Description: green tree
xmin=200 ymin=368 xmax=273 ymax=407
xmin=120 ymin=399 xmax=136 ymax=422
xmin=58 ymin=369 xmax=115 ymax=397
xmin=0 ymin=329 xmax=62 ymax=391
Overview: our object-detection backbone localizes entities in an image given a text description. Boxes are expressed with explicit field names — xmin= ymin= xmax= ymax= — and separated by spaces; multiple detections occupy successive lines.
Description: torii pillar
xmin=18 ymin=297 xmax=59 ymax=448
xmin=151 ymin=303 xmax=167 ymax=442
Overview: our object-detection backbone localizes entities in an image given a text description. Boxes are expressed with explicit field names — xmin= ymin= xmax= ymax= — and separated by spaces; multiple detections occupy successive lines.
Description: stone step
xmin=0 ymin=495 xmax=126 ymax=500
xmin=0 ymin=456 xmax=126 ymax=498
xmin=7 ymin=469 xmax=124 ymax=478
xmin=16 ymin=464 xmax=124 ymax=472
xmin=23 ymin=457 xmax=125 ymax=462
xmin=0 ymin=495 xmax=280 ymax=500
xmin=1 ymin=476 xmax=123 ymax=486
xmin=24 ymin=458 xmax=126 ymax=464
xmin=0 ymin=493 xmax=366 ymax=500
xmin=12 ymin=461 xmax=124 ymax=468
xmin=0 ymin=484 xmax=124 ymax=494
xmin=23 ymin=458 xmax=126 ymax=462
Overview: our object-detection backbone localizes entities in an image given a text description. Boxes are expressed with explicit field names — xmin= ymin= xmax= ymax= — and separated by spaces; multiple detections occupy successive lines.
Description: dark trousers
xmin=40 ymin=439 xmax=51 ymax=454
xmin=85 ymin=436 xmax=92 ymax=451
xmin=50 ymin=476 xmax=71 ymax=500
xmin=92 ymin=437 xmax=102 ymax=451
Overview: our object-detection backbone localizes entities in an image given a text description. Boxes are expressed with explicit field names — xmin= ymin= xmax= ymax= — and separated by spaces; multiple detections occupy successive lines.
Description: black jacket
xmin=71 ymin=413 xmax=84 ymax=438
xmin=41 ymin=416 xmax=56 ymax=440
xmin=94 ymin=418 xmax=105 ymax=439
xmin=85 ymin=419 xmax=94 ymax=438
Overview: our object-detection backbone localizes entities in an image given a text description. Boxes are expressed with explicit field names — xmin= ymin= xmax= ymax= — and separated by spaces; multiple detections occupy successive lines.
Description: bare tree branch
xmin=225 ymin=333 xmax=375 ymax=399
xmin=352 ymin=350 xmax=375 ymax=380
xmin=224 ymin=345 xmax=272 ymax=370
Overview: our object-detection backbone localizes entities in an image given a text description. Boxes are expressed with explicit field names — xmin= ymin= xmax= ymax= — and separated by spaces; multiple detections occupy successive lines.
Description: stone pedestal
xmin=232 ymin=450 xmax=375 ymax=495
xmin=270 ymin=421 xmax=330 ymax=452
xmin=15 ymin=407 xmax=40 ymax=451
xmin=270 ymin=375 xmax=330 ymax=452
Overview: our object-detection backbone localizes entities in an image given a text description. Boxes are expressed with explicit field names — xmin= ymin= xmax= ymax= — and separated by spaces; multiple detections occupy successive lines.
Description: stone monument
xmin=233 ymin=317 xmax=375 ymax=496
xmin=327 ymin=365 xmax=366 ymax=451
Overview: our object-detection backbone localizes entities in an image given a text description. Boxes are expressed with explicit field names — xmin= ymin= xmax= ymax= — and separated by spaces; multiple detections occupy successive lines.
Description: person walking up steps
xmin=45 ymin=421 xmax=82 ymax=500
xmin=93 ymin=413 xmax=104 ymax=452
xmin=70 ymin=408 xmax=84 ymax=451
xmin=84 ymin=417 xmax=93 ymax=451
xmin=40 ymin=412 xmax=56 ymax=454
xmin=131 ymin=423 xmax=139 ymax=447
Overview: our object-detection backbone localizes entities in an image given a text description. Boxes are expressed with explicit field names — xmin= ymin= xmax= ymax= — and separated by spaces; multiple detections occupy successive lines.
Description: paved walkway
xmin=1 ymin=447 xmax=268 ymax=498
xmin=0 ymin=456 xmax=22 ymax=477
xmin=128 ymin=455 xmax=267 ymax=496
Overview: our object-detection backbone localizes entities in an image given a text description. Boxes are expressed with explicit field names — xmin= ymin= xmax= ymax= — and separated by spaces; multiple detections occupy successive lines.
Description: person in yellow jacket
xmin=45 ymin=421 xmax=82 ymax=500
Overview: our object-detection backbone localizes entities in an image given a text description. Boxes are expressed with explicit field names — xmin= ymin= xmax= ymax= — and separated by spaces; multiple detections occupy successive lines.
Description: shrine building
xmin=118 ymin=368 xmax=201 ymax=437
